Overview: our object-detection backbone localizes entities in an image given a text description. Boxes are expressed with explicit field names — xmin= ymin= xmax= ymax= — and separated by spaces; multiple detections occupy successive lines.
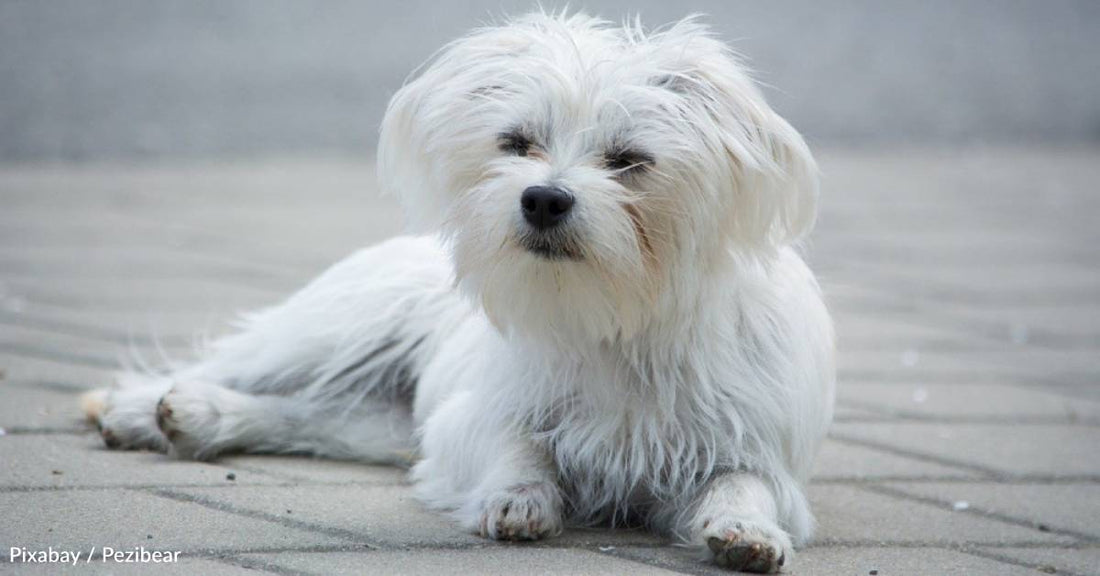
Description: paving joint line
xmin=833 ymin=413 xmax=1099 ymax=427
xmin=960 ymin=546 xmax=1090 ymax=576
xmin=0 ymin=478 xmax=406 ymax=494
xmin=826 ymin=433 xmax=1005 ymax=478
xmin=810 ymin=539 xmax=1084 ymax=549
xmin=148 ymin=487 xmax=380 ymax=546
xmin=860 ymin=483 xmax=1099 ymax=543
xmin=813 ymin=475 xmax=1100 ymax=485
xmin=0 ymin=426 xmax=86 ymax=435
xmin=835 ymin=398 xmax=1100 ymax=426
xmin=214 ymin=553 xmax=317 ymax=576
xmin=0 ymin=342 xmax=120 ymax=369
xmin=3 ymin=379 xmax=91 ymax=393
xmin=0 ymin=312 xmax=193 ymax=348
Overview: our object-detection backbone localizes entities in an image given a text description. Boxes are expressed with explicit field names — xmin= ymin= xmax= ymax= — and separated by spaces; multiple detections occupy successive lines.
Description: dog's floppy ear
xmin=377 ymin=59 xmax=452 ymax=233
xmin=649 ymin=19 xmax=819 ymax=249
xmin=378 ymin=25 xmax=535 ymax=233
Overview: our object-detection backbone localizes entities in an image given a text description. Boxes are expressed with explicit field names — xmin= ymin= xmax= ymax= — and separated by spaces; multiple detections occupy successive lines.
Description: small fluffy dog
xmin=83 ymin=12 xmax=834 ymax=573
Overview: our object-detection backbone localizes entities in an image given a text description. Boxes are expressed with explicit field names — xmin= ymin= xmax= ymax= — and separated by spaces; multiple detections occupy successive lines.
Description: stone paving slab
xmin=829 ymin=422 xmax=1100 ymax=478
xmin=834 ymin=346 xmax=1011 ymax=377
xmin=606 ymin=544 xmax=1050 ymax=576
xmin=242 ymin=548 xmax=683 ymax=576
xmin=0 ymin=490 xmax=342 ymax=554
xmin=172 ymin=484 xmax=665 ymax=550
xmin=217 ymin=455 xmax=407 ymax=486
xmin=0 ymin=434 xmax=283 ymax=489
xmin=0 ymin=354 xmax=112 ymax=390
xmin=0 ymin=218 xmax=356 ymax=276
xmin=0 ymin=381 xmax=84 ymax=432
xmin=3 ymin=557 xmax=259 ymax=576
xmin=2 ymin=276 xmax=287 ymax=313
xmin=978 ymin=546 xmax=1100 ymax=576
xmin=172 ymin=484 xmax=484 ymax=548
xmin=790 ymin=546 xmax=1048 ymax=576
xmin=884 ymin=482 xmax=1100 ymax=539
xmin=807 ymin=485 xmax=1069 ymax=546
xmin=829 ymin=404 xmax=884 ymax=421
xmin=836 ymin=382 xmax=1100 ymax=422
xmin=941 ymin=348 xmax=1100 ymax=384
xmin=811 ymin=439 xmax=979 ymax=481
xmin=847 ymin=261 xmax=1100 ymax=300
xmin=840 ymin=344 xmax=1100 ymax=386
xmin=0 ymin=325 xmax=193 ymax=370
xmin=952 ymin=304 xmax=1100 ymax=341
xmin=0 ymin=251 xmax=305 ymax=291
xmin=0 ymin=310 xmax=199 ymax=351
xmin=830 ymin=313 xmax=971 ymax=344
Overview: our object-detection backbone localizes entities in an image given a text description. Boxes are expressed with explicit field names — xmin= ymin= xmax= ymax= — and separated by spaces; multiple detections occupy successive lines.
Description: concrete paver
xmin=829 ymin=422 xmax=1100 ymax=477
xmin=607 ymin=545 xmax=1047 ymax=576
xmin=884 ymin=482 xmax=1100 ymax=539
xmin=811 ymin=439 xmax=979 ymax=481
xmin=836 ymin=382 xmax=1100 ymax=422
xmin=0 ymin=381 xmax=84 ymax=432
xmin=790 ymin=547 xmax=1047 ymax=576
xmin=0 ymin=490 xmax=342 ymax=554
xmin=807 ymin=485 xmax=1069 ymax=546
xmin=0 ymin=434 xmax=284 ymax=488
xmin=173 ymin=485 xmax=485 ymax=548
xmin=242 ymin=549 xmax=684 ymax=576
xmin=0 ymin=354 xmax=112 ymax=390
xmin=218 ymin=455 xmax=407 ymax=486
xmin=2 ymin=557 xmax=264 ymax=576
xmin=978 ymin=547 xmax=1100 ymax=576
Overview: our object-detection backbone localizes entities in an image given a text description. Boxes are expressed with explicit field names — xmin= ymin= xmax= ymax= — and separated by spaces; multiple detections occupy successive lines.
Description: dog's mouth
xmin=519 ymin=234 xmax=582 ymax=261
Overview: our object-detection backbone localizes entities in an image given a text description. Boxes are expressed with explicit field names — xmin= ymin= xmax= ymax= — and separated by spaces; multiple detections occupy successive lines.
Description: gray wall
xmin=2 ymin=0 xmax=1098 ymax=161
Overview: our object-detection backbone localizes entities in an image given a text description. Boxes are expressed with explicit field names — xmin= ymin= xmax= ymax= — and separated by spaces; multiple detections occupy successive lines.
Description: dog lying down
xmin=82 ymin=12 xmax=834 ymax=574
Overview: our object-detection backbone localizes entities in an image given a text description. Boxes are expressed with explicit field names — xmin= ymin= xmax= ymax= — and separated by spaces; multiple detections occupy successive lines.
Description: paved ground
xmin=0 ymin=147 xmax=1098 ymax=575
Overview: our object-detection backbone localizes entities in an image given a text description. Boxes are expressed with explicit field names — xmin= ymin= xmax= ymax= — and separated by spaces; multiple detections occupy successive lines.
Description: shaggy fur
xmin=82 ymin=12 xmax=834 ymax=573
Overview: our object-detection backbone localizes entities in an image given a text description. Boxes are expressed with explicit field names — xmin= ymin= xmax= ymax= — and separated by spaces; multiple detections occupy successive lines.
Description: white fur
xmin=82 ymin=12 xmax=833 ymax=573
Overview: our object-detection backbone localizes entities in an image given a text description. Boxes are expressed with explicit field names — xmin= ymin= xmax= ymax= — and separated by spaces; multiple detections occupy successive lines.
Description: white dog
xmin=82 ymin=12 xmax=834 ymax=573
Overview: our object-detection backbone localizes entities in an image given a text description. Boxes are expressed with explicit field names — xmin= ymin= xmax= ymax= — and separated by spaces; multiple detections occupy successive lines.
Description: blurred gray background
xmin=2 ymin=0 xmax=1099 ymax=161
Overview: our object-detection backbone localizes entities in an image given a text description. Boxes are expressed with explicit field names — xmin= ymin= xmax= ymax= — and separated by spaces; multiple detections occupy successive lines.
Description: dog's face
xmin=380 ymin=13 xmax=817 ymax=344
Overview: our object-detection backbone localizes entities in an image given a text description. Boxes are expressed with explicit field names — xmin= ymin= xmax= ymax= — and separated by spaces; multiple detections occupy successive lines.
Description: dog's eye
xmin=498 ymin=131 xmax=531 ymax=157
xmin=605 ymin=149 xmax=653 ymax=174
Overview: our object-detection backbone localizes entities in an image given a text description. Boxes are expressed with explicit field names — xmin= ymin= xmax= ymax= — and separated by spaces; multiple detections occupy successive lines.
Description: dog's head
xmin=379 ymin=12 xmax=817 ymax=344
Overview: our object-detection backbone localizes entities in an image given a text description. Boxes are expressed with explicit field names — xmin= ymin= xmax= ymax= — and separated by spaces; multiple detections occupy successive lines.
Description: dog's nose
xmin=521 ymin=186 xmax=574 ymax=230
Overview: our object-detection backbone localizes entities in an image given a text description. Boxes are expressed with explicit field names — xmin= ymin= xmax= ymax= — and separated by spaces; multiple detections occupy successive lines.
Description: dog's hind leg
xmin=82 ymin=373 xmax=172 ymax=452
xmin=81 ymin=235 xmax=464 ymax=459
xmin=153 ymin=379 xmax=414 ymax=462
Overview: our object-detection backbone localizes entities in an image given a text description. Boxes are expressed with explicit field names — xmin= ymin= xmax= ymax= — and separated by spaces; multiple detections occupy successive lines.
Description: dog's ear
xmin=377 ymin=58 xmax=454 ymax=233
xmin=378 ymin=25 xmax=535 ymax=233
xmin=648 ymin=19 xmax=819 ymax=250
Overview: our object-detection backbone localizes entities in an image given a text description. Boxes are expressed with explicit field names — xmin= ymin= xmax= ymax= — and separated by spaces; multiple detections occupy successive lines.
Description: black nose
xmin=521 ymin=186 xmax=574 ymax=230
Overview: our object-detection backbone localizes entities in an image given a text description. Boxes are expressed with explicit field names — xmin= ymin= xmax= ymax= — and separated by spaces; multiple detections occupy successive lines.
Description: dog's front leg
xmin=413 ymin=392 xmax=563 ymax=541
xmin=474 ymin=456 xmax=564 ymax=542
xmin=685 ymin=472 xmax=793 ymax=574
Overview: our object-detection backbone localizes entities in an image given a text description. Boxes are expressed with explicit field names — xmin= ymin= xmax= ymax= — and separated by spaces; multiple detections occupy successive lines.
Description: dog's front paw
xmin=477 ymin=482 xmax=564 ymax=541
xmin=156 ymin=381 xmax=229 ymax=460
xmin=700 ymin=516 xmax=792 ymax=574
